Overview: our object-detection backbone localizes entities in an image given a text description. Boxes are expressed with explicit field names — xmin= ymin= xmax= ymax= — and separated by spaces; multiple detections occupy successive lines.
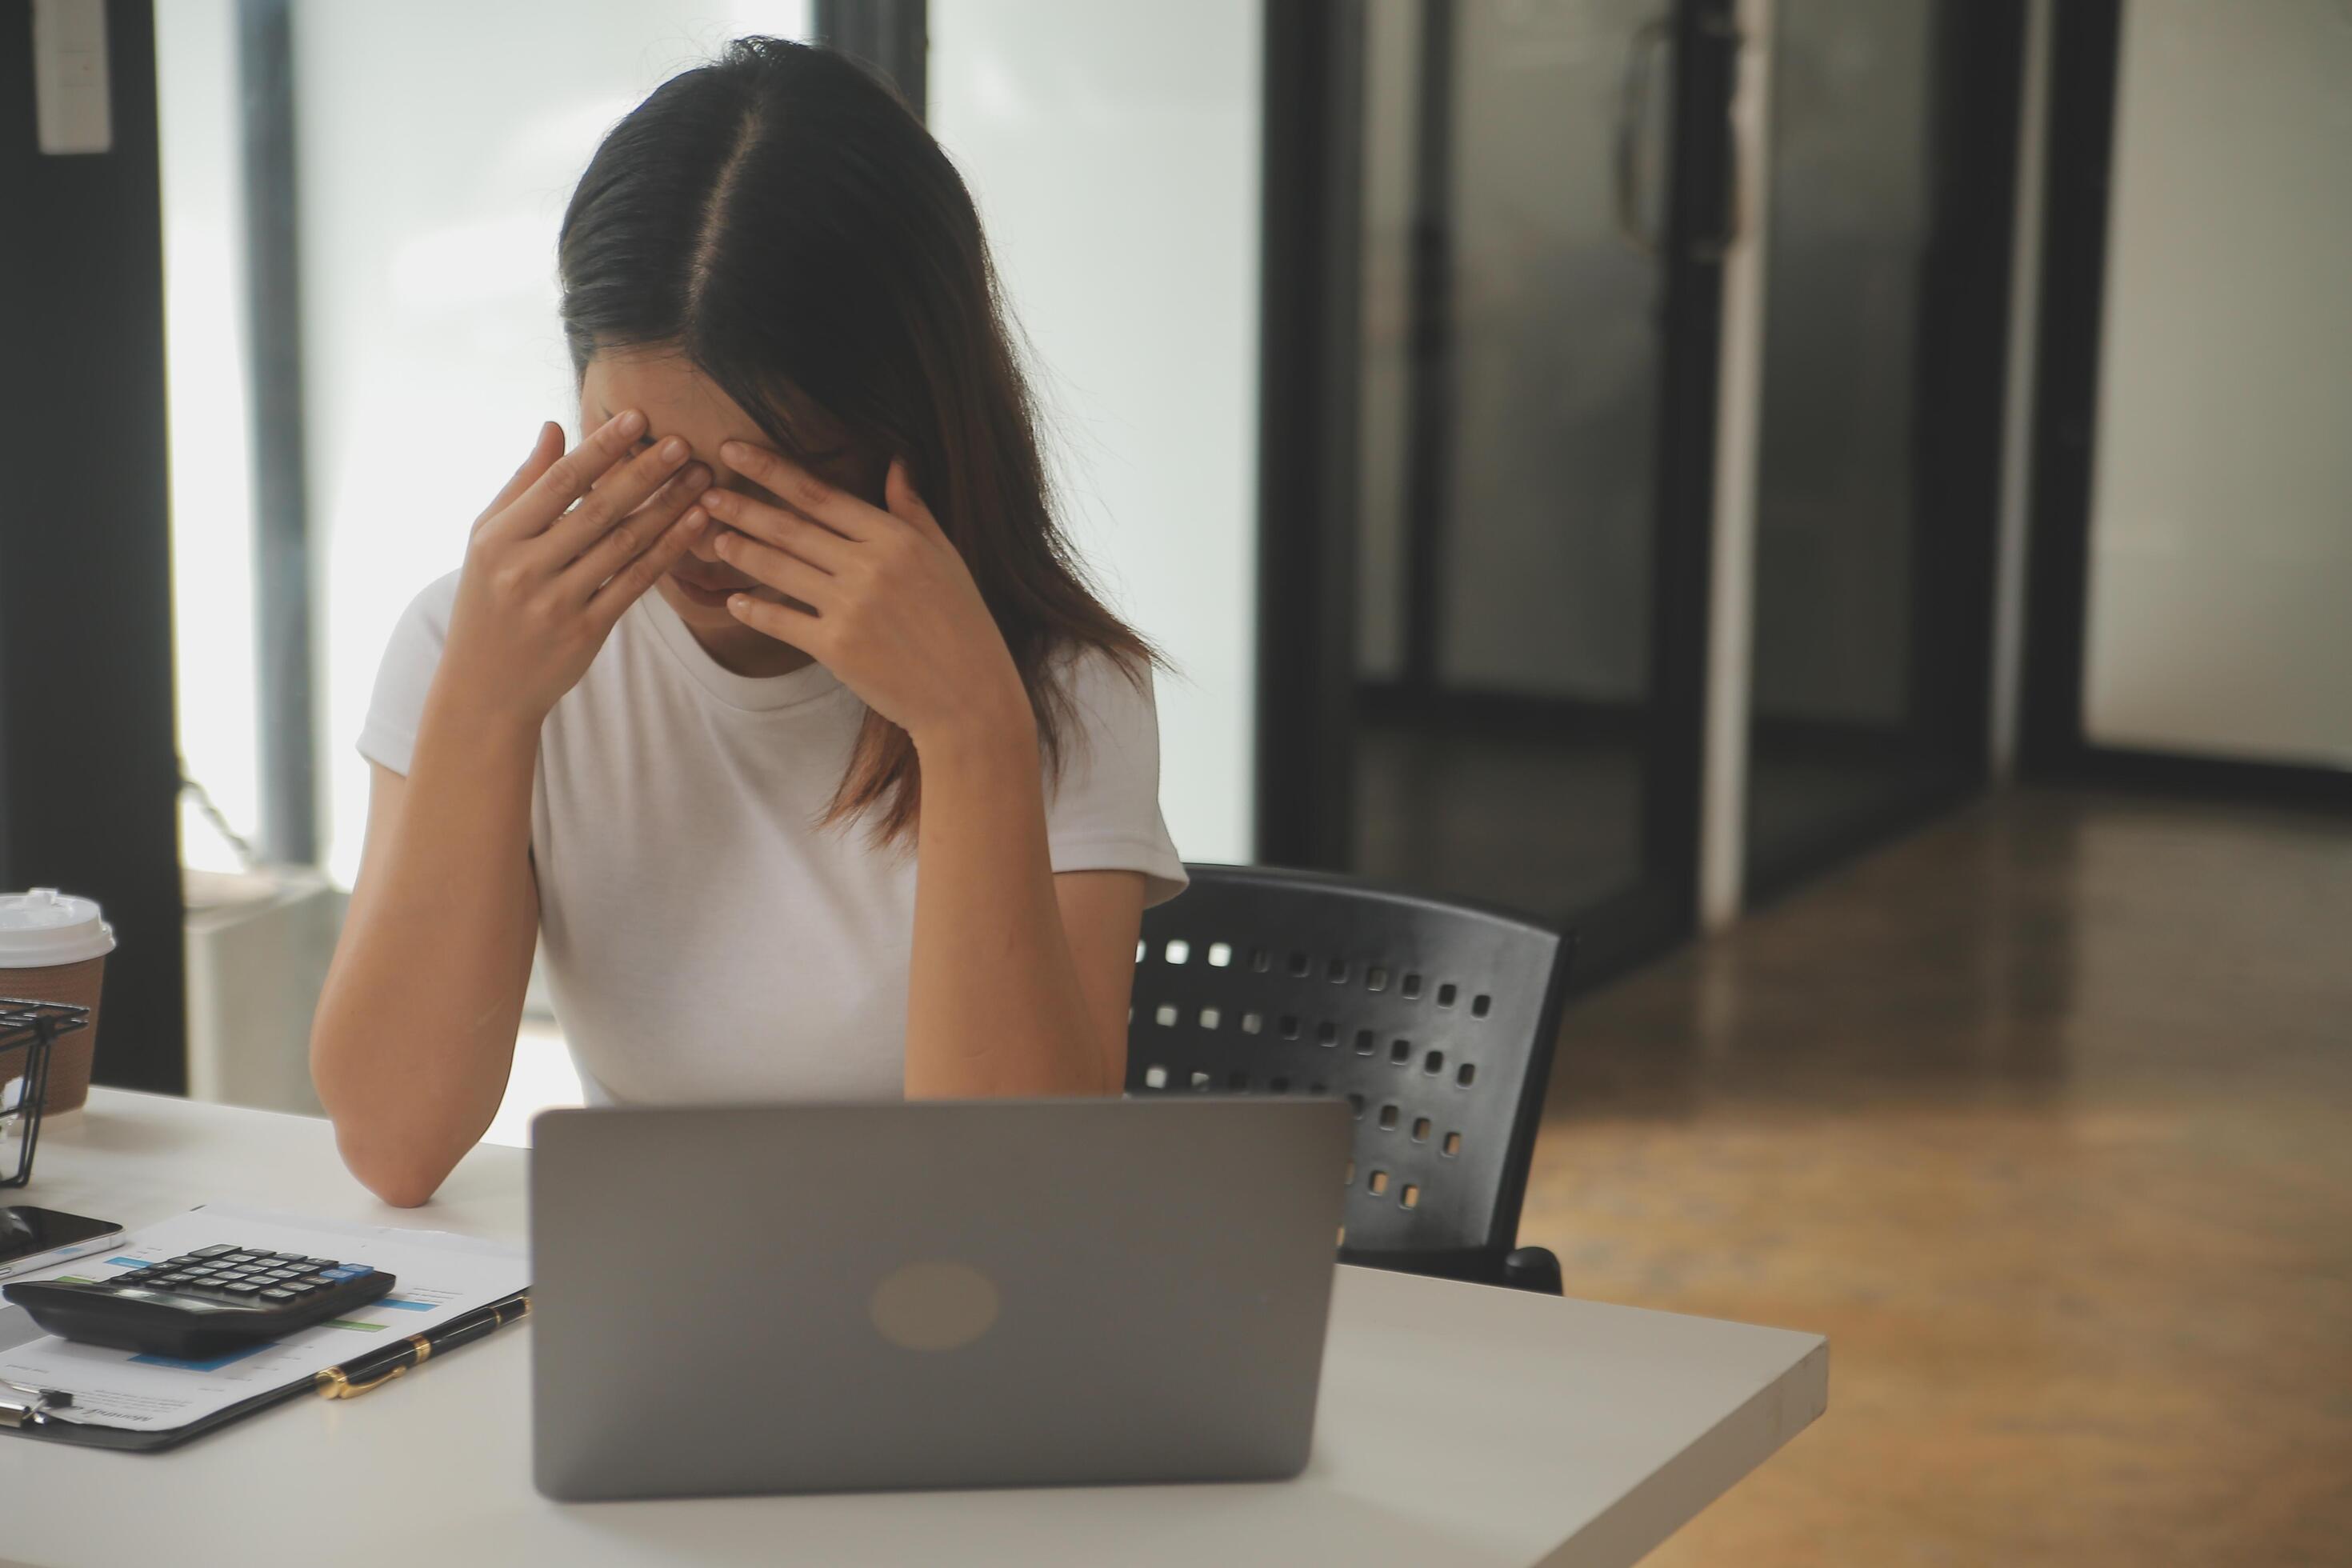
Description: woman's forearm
xmin=310 ymin=690 xmax=542 ymax=1205
xmin=903 ymin=710 xmax=1110 ymax=1097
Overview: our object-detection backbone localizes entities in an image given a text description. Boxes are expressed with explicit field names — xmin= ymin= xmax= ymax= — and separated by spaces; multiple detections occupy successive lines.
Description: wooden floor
xmin=1521 ymin=786 xmax=2352 ymax=1567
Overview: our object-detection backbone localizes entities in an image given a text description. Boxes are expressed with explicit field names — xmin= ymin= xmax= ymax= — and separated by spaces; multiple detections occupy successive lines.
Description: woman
xmin=311 ymin=37 xmax=1185 ymax=1207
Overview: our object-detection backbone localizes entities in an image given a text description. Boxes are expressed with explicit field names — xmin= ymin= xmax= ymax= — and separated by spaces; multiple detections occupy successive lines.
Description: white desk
xmin=2 ymin=1090 xmax=1826 ymax=1566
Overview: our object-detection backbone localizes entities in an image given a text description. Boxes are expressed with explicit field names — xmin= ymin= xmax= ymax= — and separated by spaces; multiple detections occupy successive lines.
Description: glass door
xmin=1266 ymin=0 xmax=1740 ymax=989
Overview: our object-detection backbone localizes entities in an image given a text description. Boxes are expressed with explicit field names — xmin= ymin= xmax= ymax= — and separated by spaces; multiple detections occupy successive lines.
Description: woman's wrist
xmin=416 ymin=673 xmax=546 ymax=766
xmin=908 ymin=674 xmax=1038 ymax=773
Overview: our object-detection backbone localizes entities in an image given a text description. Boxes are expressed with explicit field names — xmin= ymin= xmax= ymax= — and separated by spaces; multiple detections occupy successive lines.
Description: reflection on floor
xmin=1518 ymin=786 xmax=2352 ymax=1566
xmin=1744 ymin=736 xmax=1953 ymax=891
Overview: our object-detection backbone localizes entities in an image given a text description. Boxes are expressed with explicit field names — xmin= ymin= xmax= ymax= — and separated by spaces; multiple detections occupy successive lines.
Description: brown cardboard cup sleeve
xmin=0 ymin=889 xmax=114 ymax=1114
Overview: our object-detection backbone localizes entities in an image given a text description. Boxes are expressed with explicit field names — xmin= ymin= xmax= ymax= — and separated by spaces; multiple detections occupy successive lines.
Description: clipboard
xmin=0 ymin=1203 xmax=528 ymax=1451
xmin=3 ymin=1372 xmax=323 ymax=1452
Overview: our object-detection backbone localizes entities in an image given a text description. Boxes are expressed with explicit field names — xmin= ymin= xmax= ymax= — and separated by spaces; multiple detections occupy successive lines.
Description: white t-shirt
xmin=356 ymin=571 xmax=1187 ymax=1105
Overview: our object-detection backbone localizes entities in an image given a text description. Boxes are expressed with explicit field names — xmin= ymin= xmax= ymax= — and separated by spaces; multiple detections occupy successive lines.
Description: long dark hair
xmin=556 ymin=36 xmax=1157 ymax=848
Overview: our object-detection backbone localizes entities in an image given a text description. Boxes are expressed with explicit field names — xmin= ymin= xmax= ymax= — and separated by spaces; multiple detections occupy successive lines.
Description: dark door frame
xmin=1254 ymin=0 xmax=1367 ymax=874
xmin=1 ymin=0 xmax=189 ymax=1092
xmin=2018 ymin=0 xmax=2350 ymax=811
xmin=1637 ymin=0 xmax=1741 ymax=957
xmin=815 ymin=0 xmax=928 ymax=120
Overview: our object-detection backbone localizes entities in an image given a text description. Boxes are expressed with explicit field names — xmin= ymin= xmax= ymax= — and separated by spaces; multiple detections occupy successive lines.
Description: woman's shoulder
xmin=367 ymin=568 xmax=466 ymax=693
xmin=357 ymin=570 xmax=466 ymax=777
xmin=393 ymin=568 xmax=466 ymax=648
xmin=1034 ymin=638 xmax=1169 ymax=802
xmin=1034 ymin=638 xmax=1185 ymax=899
xmin=1043 ymin=640 xmax=1162 ymax=744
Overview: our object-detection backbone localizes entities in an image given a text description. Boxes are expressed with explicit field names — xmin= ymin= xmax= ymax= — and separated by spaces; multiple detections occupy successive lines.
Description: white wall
xmin=930 ymin=1 xmax=1263 ymax=862
xmin=2083 ymin=0 xmax=2352 ymax=767
xmin=156 ymin=0 xmax=260 ymax=874
xmin=291 ymin=2 xmax=815 ymax=885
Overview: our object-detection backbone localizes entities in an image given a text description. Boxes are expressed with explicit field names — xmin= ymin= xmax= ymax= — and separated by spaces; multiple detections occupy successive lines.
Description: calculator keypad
xmin=109 ymin=1249 xmax=369 ymax=1307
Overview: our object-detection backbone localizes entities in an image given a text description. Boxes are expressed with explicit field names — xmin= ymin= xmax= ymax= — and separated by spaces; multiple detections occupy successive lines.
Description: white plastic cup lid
xmin=0 ymin=887 xmax=117 ymax=967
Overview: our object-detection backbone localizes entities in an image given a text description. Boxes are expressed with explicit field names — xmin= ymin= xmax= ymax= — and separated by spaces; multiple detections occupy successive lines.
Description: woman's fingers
xmin=483 ymin=408 xmax=648 ymax=543
xmin=537 ymin=436 xmax=706 ymax=566
xmin=713 ymin=527 xmax=838 ymax=608
xmin=883 ymin=457 xmax=946 ymax=542
xmin=472 ymin=422 xmax=563 ymax=536
xmin=694 ymin=486 xmax=855 ymax=573
xmin=554 ymin=456 xmax=710 ymax=579
xmin=718 ymin=439 xmax=882 ymax=540
xmin=725 ymin=590 xmax=823 ymax=650
xmin=562 ymin=464 xmax=710 ymax=598
xmin=585 ymin=503 xmax=711 ymax=626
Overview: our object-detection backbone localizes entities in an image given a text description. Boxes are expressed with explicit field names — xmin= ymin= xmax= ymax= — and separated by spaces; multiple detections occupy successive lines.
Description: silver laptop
xmin=529 ymin=1097 xmax=1350 ymax=1501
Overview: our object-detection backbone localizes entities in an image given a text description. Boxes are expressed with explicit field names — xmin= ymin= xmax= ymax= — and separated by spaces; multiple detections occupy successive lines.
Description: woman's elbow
xmin=362 ymin=1171 xmax=440 ymax=1210
xmin=373 ymin=1180 xmax=440 ymax=1211
xmin=330 ymin=1122 xmax=451 ymax=1209
xmin=311 ymin=1029 xmax=442 ymax=1205
xmin=314 ymin=1074 xmax=454 ymax=1209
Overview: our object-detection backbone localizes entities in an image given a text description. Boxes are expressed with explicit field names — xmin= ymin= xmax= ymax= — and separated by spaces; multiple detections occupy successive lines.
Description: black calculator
xmin=2 ymin=1243 xmax=398 ymax=1359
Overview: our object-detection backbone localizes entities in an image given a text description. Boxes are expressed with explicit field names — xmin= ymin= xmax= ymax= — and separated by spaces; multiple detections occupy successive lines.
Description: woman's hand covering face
xmin=699 ymin=442 xmax=1029 ymax=746
xmin=443 ymin=410 xmax=714 ymax=726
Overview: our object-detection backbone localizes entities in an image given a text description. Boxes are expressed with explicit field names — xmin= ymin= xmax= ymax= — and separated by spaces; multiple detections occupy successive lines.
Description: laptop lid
xmin=529 ymin=1097 xmax=1350 ymax=1500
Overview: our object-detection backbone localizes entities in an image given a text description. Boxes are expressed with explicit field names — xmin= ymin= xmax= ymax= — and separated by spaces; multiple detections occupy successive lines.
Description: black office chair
xmin=1126 ymin=864 xmax=1575 ymax=1294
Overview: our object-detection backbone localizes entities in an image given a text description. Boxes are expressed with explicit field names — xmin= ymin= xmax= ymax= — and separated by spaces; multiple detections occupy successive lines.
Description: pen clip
xmin=314 ymin=1331 xmax=433 ymax=1399
xmin=315 ymin=1363 xmax=406 ymax=1399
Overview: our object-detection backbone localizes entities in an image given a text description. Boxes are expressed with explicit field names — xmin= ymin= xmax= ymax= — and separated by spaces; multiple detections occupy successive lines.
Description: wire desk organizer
xmin=0 ymin=998 xmax=90 ymax=1188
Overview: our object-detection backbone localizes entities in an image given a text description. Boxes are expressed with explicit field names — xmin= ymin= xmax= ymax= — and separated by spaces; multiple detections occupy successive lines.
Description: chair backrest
xmin=1126 ymin=864 xmax=1576 ymax=1259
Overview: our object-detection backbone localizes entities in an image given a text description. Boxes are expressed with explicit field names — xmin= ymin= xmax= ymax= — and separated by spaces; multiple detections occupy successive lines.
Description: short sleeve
xmin=354 ymin=570 xmax=462 ymax=777
xmin=1044 ymin=647 xmax=1189 ymax=908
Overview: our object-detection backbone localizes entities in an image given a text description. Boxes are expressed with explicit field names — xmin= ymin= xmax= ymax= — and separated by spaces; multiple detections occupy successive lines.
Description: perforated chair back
xmin=1126 ymin=864 xmax=1575 ymax=1270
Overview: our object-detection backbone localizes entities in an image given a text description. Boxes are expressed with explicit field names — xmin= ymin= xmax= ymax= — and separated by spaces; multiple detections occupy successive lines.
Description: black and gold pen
xmin=312 ymin=1289 xmax=530 ymax=1399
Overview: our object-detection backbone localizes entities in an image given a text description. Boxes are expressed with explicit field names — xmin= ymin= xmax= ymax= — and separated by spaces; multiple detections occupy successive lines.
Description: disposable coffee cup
xmin=0 ymin=888 xmax=114 ymax=1114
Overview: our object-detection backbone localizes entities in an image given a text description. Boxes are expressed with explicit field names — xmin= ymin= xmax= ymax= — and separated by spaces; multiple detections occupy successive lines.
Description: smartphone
xmin=0 ymin=1206 xmax=125 ymax=1281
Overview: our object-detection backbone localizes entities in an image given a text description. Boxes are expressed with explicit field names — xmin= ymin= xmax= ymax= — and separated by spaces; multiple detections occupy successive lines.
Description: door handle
xmin=1692 ymin=15 xmax=1745 ymax=262
xmin=1615 ymin=12 xmax=1746 ymax=262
